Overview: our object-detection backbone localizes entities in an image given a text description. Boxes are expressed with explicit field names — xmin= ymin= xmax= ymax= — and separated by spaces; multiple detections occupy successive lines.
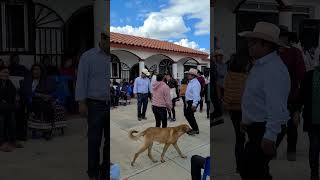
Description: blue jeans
xmin=87 ymin=99 xmax=109 ymax=178
xmin=137 ymin=93 xmax=148 ymax=118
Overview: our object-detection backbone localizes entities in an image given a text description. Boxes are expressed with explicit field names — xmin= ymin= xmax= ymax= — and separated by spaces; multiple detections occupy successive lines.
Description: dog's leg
xmin=148 ymin=142 xmax=158 ymax=163
xmin=160 ymin=144 xmax=170 ymax=163
xmin=131 ymin=144 xmax=148 ymax=166
xmin=173 ymin=142 xmax=187 ymax=159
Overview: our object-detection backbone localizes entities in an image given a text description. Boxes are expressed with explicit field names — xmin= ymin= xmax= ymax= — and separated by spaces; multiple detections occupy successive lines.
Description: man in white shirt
xmin=133 ymin=69 xmax=151 ymax=121
xmin=184 ymin=68 xmax=201 ymax=135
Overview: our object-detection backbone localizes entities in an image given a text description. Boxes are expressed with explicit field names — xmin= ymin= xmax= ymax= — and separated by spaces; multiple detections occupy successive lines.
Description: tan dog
xmin=129 ymin=124 xmax=192 ymax=166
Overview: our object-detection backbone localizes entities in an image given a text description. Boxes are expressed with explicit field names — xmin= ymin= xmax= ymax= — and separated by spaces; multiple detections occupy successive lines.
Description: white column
xmin=139 ymin=60 xmax=145 ymax=75
xmin=94 ymin=0 xmax=108 ymax=47
xmin=279 ymin=7 xmax=293 ymax=31
xmin=172 ymin=63 xmax=178 ymax=79
xmin=197 ymin=65 xmax=202 ymax=71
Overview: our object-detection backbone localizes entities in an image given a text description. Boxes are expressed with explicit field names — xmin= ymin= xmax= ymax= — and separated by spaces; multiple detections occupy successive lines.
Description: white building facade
xmin=0 ymin=0 xmax=108 ymax=68
xmin=213 ymin=0 xmax=320 ymax=59
xmin=110 ymin=32 xmax=210 ymax=81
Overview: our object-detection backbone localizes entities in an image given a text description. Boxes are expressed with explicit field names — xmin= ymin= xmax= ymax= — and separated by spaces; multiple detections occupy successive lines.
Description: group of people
xmin=210 ymin=21 xmax=320 ymax=180
xmin=131 ymin=67 xmax=210 ymax=136
xmin=110 ymin=79 xmax=133 ymax=107
xmin=0 ymin=54 xmax=77 ymax=152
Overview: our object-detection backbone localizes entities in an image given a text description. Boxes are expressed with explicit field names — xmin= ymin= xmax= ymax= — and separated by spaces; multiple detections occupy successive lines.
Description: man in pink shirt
xmin=151 ymin=74 xmax=172 ymax=128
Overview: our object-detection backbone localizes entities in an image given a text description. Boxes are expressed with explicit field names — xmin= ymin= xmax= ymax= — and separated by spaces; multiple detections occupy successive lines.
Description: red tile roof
xmin=110 ymin=32 xmax=209 ymax=58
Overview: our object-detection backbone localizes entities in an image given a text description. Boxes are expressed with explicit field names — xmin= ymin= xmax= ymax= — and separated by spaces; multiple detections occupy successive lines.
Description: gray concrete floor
xmin=110 ymin=99 xmax=210 ymax=179
xmin=0 ymin=99 xmax=210 ymax=180
xmin=212 ymin=113 xmax=311 ymax=180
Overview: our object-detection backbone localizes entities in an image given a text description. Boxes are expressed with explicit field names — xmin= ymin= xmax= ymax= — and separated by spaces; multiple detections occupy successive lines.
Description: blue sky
xmin=110 ymin=0 xmax=210 ymax=52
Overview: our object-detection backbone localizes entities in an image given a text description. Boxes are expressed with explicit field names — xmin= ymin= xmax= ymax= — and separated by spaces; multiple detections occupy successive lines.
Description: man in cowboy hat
xmin=184 ymin=68 xmax=201 ymax=135
xmin=133 ymin=68 xmax=151 ymax=121
xmin=239 ymin=22 xmax=291 ymax=180
xmin=76 ymin=30 xmax=110 ymax=180
xmin=275 ymin=26 xmax=306 ymax=161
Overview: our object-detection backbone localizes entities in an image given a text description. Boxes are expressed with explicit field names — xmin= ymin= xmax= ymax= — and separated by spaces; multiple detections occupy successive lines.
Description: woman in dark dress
xmin=23 ymin=64 xmax=56 ymax=140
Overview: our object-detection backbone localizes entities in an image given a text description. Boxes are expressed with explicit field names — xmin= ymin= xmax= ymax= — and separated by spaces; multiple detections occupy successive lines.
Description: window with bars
xmin=111 ymin=54 xmax=121 ymax=79
xmin=0 ymin=1 xmax=31 ymax=52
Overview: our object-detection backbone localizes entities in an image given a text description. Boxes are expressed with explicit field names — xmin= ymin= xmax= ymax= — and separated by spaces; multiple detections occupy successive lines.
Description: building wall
xmin=215 ymin=0 xmax=320 ymax=59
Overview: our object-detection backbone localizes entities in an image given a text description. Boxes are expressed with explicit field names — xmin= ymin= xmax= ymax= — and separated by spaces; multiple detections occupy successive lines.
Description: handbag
xmin=170 ymin=88 xmax=177 ymax=100
xmin=223 ymin=71 xmax=247 ymax=110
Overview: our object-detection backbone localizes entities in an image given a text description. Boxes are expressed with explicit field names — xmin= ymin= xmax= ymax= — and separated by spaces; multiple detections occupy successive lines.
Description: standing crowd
xmin=0 ymin=54 xmax=78 ymax=152
xmin=210 ymin=22 xmax=320 ymax=180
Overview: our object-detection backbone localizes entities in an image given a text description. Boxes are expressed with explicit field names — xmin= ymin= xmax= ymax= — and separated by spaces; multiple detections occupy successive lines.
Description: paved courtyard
xmin=110 ymin=99 xmax=210 ymax=180
xmin=0 ymin=99 xmax=210 ymax=180
xmin=212 ymin=113 xmax=311 ymax=180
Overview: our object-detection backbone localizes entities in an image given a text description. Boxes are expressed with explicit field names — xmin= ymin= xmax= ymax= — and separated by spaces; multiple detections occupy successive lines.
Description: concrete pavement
xmin=212 ymin=113 xmax=311 ymax=180
xmin=0 ymin=99 xmax=210 ymax=180
xmin=110 ymin=99 xmax=210 ymax=179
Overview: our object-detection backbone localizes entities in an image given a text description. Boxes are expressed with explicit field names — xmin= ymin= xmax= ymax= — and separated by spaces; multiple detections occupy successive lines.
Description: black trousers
xmin=240 ymin=122 xmax=272 ymax=180
xmin=168 ymin=99 xmax=176 ymax=119
xmin=0 ymin=112 xmax=16 ymax=143
xmin=211 ymin=86 xmax=223 ymax=119
xmin=184 ymin=100 xmax=199 ymax=131
xmin=308 ymin=127 xmax=320 ymax=177
xmin=206 ymin=101 xmax=210 ymax=118
xmin=275 ymin=105 xmax=298 ymax=153
xmin=16 ymin=100 xmax=28 ymax=141
xmin=152 ymin=106 xmax=167 ymax=128
xmin=230 ymin=111 xmax=245 ymax=171
xmin=191 ymin=155 xmax=206 ymax=180
xmin=87 ymin=99 xmax=109 ymax=178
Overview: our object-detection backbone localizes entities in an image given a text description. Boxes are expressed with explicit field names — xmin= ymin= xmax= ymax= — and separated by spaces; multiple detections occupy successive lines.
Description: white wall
xmin=33 ymin=0 xmax=92 ymax=22
xmin=214 ymin=0 xmax=237 ymax=60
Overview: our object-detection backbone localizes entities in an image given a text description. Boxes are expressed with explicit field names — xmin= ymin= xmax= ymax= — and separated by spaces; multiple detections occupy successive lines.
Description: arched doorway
xmin=130 ymin=63 xmax=148 ymax=81
xmin=64 ymin=6 xmax=94 ymax=59
xmin=159 ymin=59 xmax=173 ymax=74
xmin=184 ymin=59 xmax=199 ymax=72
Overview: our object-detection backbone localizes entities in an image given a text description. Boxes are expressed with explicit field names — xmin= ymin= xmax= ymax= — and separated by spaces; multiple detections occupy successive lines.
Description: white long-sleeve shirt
xmin=185 ymin=78 xmax=201 ymax=107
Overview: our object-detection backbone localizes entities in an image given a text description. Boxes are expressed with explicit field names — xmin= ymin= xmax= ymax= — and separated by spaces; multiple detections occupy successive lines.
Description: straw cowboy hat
xmin=184 ymin=68 xmax=199 ymax=77
xmin=213 ymin=49 xmax=224 ymax=57
xmin=141 ymin=69 xmax=150 ymax=76
xmin=238 ymin=22 xmax=287 ymax=47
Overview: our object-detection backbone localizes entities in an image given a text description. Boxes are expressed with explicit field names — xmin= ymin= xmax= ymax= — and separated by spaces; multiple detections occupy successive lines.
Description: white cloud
xmin=111 ymin=12 xmax=190 ymax=40
xmin=174 ymin=38 xmax=207 ymax=52
xmin=110 ymin=0 xmax=209 ymax=40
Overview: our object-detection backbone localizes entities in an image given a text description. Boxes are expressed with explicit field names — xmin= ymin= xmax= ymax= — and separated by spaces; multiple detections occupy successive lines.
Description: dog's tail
xmin=129 ymin=130 xmax=146 ymax=141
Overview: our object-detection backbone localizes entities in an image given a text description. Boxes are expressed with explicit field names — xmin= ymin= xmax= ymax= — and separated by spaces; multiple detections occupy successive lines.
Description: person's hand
xmin=191 ymin=106 xmax=197 ymax=112
xmin=293 ymin=111 xmax=301 ymax=126
xmin=79 ymin=101 xmax=87 ymax=116
xmin=261 ymin=138 xmax=276 ymax=156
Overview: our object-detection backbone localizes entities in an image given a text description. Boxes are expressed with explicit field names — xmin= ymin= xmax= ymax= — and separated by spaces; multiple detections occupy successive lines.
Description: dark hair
xmin=166 ymin=73 xmax=172 ymax=77
xmin=181 ymin=78 xmax=188 ymax=84
xmin=157 ymin=74 xmax=165 ymax=81
xmin=229 ymin=48 xmax=251 ymax=73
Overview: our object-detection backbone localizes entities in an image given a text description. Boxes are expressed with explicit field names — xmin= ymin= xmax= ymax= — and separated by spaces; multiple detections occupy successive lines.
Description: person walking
xmin=223 ymin=48 xmax=252 ymax=173
xmin=300 ymin=62 xmax=320 ymax=180
xmin=166 ymin=73 xmax=179 ymax=122
xmin=184 ymin=68 xmax=201 ymax=135
xmin=239 ymin=22 xmax=291 ymax=180
xmin=133 ymin=69 xmax=151 ymax=121
xmin=75 ymin=31 xmax=110 ymax=180
xmin=277 ymin=28 xmax=306 ymax=161
xmin=151 ymin=74 xmax=172 ymax=128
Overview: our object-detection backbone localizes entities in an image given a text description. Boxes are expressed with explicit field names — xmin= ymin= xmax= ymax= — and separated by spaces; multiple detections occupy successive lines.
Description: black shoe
xmin=138 ymin=117 xmax=142 ymax=121
xmin=172 ymin=118 xmax=176 ymax=121
xmin=187 ymin=130 xmax=199 ymax=135
xmin=142 ymin=117 xmax=147 ymax=120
